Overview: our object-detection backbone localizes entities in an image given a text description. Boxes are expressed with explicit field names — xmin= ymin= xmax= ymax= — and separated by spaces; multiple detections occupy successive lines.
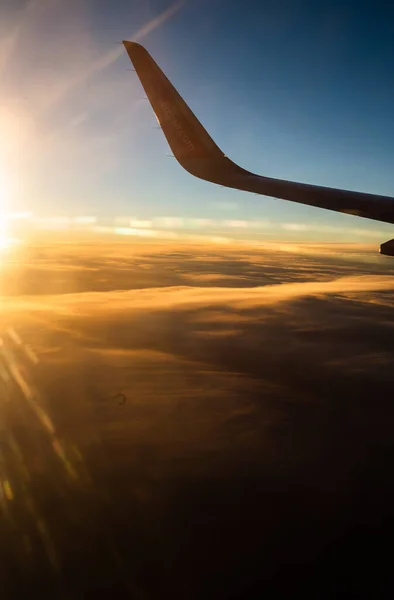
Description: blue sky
xmin=0 ymin=0 xmax=393 ymax=242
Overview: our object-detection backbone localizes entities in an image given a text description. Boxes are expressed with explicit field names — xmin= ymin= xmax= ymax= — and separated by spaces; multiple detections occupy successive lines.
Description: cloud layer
xmin=1 ymin=241 xmax=394 ymax=598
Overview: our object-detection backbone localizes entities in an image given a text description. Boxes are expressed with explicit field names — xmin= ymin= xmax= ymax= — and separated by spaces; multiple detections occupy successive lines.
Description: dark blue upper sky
xmin=1 ymin=0 xmax=393 ymax=241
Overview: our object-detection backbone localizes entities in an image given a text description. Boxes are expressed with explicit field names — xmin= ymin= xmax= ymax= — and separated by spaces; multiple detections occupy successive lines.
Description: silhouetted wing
xmin=123 ymin=41 xmax=394 ymax=226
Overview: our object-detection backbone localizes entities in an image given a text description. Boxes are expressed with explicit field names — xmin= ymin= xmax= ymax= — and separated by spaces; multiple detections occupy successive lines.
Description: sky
xmin=0 ymin=0 xmax=393 ymax=243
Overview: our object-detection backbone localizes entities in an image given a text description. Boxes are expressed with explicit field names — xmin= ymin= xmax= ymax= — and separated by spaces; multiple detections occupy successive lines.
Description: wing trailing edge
xmin=123 ymin=41 xmax=394 ymax=227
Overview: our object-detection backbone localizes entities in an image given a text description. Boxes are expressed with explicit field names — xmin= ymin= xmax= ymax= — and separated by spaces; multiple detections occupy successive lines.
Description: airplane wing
xmin=123 ymin=41 xmax=394 ymax=251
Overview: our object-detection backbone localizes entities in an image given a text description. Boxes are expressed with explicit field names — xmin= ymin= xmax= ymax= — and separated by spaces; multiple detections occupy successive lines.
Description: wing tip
xmin=123 ymin=40 xmax=144 ymax=52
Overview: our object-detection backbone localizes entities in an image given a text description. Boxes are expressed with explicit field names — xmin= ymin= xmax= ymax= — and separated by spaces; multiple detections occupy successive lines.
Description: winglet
xmin=122 ymin=41 xmax=244 ymax=183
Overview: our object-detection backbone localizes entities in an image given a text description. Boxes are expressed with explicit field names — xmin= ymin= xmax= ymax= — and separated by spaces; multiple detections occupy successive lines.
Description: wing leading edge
xmin=123 ymin=40 xmax=394 ymax=228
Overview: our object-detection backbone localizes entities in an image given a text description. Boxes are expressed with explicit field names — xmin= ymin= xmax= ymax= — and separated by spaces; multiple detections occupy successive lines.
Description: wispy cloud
xmin=7 ymin=210 xmax=390 ymax=248
xmin=5 ymin=275 xmax=394 ymax=316
xmin=41 ymin=1 xmax=185 ymax=110
xmin=281 ymin=222 xmax=387 ymax=238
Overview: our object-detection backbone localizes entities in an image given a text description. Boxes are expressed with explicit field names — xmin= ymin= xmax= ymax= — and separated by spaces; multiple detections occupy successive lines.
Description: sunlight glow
xmin=0 ymin=170 xmax=9 ymax=248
